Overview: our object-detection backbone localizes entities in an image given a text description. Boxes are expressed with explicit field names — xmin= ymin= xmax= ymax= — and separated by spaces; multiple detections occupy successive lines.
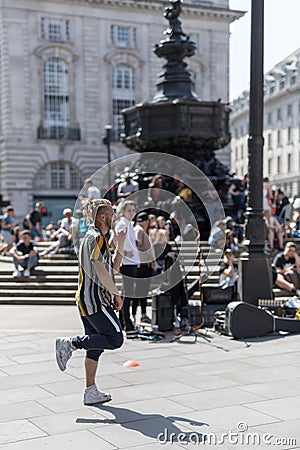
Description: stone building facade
xmin=0 ymin=0 xmax=242 ymax=222
xmin=230 ymin=48 xmax=300 ymax=198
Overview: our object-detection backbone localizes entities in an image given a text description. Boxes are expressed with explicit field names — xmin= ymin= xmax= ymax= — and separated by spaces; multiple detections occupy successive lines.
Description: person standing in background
xmin=114 ymin=200 xmax=140 ymax=329
xmin=134 ymin=212 xmax=155 ymax=323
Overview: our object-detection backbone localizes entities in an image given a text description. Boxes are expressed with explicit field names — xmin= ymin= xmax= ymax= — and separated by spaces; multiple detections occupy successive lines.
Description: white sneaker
xmin=296 ymin=289 xmax=300 ymax=297
xmin=55 ymin=337 xmax=74 ymax=371
xmin=83 ymin=385 xmax=112 ymax=405
xmin=13 ymin=270 xmax=22 ymax=278
xmin=23 ymin=269 xmax=30 ymax=277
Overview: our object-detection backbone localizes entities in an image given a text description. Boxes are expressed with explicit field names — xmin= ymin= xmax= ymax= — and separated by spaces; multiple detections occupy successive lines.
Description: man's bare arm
xmin=94 ymin=260 xmax=120 ymax=296
xmin=111 ymin=228 xmax=126 ymax=273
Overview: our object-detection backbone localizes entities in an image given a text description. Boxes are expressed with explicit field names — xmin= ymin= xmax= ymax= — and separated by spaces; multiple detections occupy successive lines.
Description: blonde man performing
xmin=55 ymin=199 xmax=126 ymax=405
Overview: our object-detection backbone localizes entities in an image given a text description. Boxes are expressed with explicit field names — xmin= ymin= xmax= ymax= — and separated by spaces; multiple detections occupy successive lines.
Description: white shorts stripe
xmin=102 ymin=306 xmax=121 ymax=333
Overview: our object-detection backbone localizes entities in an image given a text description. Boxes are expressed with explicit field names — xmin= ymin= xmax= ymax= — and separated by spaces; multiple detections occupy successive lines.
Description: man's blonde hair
xmin=85 ymin=199 xmax=111 ymax=224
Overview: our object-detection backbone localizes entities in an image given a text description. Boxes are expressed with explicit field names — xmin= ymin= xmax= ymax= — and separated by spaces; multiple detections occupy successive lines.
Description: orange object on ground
xmin=123 ymin=360 xmax=140 ymax=368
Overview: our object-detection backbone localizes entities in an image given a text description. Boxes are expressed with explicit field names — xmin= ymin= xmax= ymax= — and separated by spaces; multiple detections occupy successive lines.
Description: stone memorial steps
xmin=0 ymin=240 xmax=205 ymax=305
xmin=1 ymin=239 xmax=298 ymax=306
xmin=0 ymin=281 xmax=76 ymax=290
xmin=0 ymin=255 xmax=78 ymax=267
xmin=0 ymin=296 xmax=75 ymax=305
xmin=0 ymin=274 xmax=78 ymax=282
xmin=0 ymin=289 xmax=75 ymax=297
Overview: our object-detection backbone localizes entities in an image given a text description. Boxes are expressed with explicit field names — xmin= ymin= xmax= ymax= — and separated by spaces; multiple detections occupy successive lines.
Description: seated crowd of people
xmin=0 ymin=202 xmax=78 ymax=277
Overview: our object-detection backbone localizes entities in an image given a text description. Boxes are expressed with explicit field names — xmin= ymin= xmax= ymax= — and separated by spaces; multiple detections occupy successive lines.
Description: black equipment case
xmin=152 ymin=293 xmax=174 ymax=331
xmin=225 ymin=301 xmax=300 ymax=339
xmin=201 ymin=285 xmax=235 ymax=327
xmin=201 ymin=285 xmax=235 ymax=304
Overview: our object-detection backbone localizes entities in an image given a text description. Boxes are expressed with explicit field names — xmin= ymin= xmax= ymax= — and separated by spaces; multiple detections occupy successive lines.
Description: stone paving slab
xmin=0 ymin=419 xmax=47 ymax=446
xmin=0 ymin=430 xmax=115 ymax=450
xmin=237 ymin=379 xmax=300 ymax=400
xmin=91 ymin=418 xmax=190 ymax=448
xmin=40 ymin=375 xmax=129 ymax=396
xmin=252 ymin=419 xmax=300 ymax=448
xmin=170 ymin=403 xmax=281 ymax=433
xmin=0 ymin=400 xmax=54 ymax=423
xmin=0 ymin=386 xmax=54 ymax=405
xmin=245 ymin=396 xmax=300 ymax=421
xmin=219 ymin=364 xmax=300 ymax=385
xmin=171 ymin=386 xmax=266 ymax=411
xmin=0 ymin=369 xmax=75 ymax=391
xmin=28 ymin=408 xmax=112 ymax=436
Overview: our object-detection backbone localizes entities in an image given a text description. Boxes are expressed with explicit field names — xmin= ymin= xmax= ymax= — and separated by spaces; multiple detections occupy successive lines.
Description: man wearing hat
xmin=117 ymin=173 xmax=139 ymax=200
xmin=134 ymin=212 xmax=155 ymax=323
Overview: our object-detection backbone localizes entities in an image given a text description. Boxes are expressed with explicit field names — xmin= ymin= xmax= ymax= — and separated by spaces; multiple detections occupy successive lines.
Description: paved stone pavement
xmin=0 ymin=304 xmax=300 ymax=450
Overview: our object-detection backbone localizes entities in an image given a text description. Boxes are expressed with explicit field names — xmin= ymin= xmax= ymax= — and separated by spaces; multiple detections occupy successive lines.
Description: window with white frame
xmin=40 ymin=18 xmax=70 ymax=42
xmin=287 ymin=154 xmax=292 ymax=172
xmin=277 ymin=108 xmax=282 ymax=121
xmin=43 ymin=57 xmax=70 ymax=138
xmin=241 ymin=144 xmax=244 ymax=159
xmin=277 ymin=130 xmax=281 ymax=146
xmin=267 ymin=132 xmax=272 ymax=148
xmin=69 ymin=166 xmax=82 ymax=189
xmin=287 ymin=104 xmax=293 ymax=117
xmin=112 ymin=64 xmax=135 ymax=140
xmin=267 ymin=111 xmax=272 ymax=125
xmin=110 ymin=25 xmax=137 ymax=48
xmin=277 ymin=156 xmax=281 ymax=174
xmin=287 ymin=126 xmax=292 ymax=143
xmin=290 ymin=75 xmax=296 ymax=85
xmin=268 ymin=158 xmax=272 ymax=176
xmin=34 ymin=168 xmax=48 ymax=190
xmin=51 ymin=161 xmax=66 ymax=189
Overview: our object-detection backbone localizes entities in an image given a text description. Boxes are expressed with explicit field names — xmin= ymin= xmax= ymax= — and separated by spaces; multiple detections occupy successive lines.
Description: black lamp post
xmin=237 ymin=0 xmax=273 ymax=305
xmin=103 ymin=125 xmax=112 ymax=193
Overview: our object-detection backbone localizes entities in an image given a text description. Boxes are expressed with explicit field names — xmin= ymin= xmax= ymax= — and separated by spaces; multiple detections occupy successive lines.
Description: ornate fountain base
xmin=122 ymin=99 xmax=231 ymax=154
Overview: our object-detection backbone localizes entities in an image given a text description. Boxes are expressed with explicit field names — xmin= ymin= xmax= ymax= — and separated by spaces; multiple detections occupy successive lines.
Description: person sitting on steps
xmin=10 ymin=230 xmax=39 ymax=278
xmin=273 ymin=242 xmax=300 ymax=297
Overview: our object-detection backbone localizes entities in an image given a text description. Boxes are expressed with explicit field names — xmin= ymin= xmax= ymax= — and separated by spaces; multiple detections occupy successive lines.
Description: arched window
xmin=43 ymin=57 xmax=70 ymax=138
xmin=112 ymin=64 xmax=135 ymax=140
xmin=33 ymin=162 xmax=82 ymax=190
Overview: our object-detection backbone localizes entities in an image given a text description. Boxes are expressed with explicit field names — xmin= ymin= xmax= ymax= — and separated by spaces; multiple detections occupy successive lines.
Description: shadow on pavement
xmin=77 ymin=404 xmax=209 ymax=443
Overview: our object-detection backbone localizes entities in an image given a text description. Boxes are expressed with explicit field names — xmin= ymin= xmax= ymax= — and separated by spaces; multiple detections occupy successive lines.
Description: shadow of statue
xmin=77 ymin=404 xmax=209 ymax=444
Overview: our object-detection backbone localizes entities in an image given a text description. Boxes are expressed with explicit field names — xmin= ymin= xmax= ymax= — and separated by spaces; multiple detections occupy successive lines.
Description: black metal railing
xmin=37 ymin=124 xmax=81 ymax=141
